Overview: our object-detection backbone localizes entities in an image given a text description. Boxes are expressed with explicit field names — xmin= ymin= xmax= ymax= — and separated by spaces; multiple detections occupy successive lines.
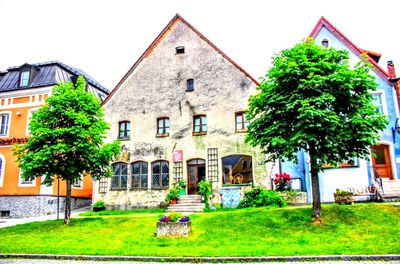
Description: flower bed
xmin=156 ymin=212 xmax=191 ymax=237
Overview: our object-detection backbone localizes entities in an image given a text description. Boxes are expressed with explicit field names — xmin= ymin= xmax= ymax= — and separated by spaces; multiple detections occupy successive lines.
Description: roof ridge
xmin=102 ymin=14 xmax=259 ymax=105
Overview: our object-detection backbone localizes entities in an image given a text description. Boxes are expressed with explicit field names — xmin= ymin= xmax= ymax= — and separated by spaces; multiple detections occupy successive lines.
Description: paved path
xmin=0 ymin=207 xmax=90 ymax=229
xmin=1 ymin=260 xmax=400 ymax=264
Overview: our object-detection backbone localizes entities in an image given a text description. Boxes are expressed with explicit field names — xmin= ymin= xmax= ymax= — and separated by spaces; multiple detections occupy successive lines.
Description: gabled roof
xmin=0 ymin=61 xmax=109 ymax=100
xmin=309 ymin=16 xmax=391 ymax=85
xmin=102 ymin=14 xmax=259 ymax=105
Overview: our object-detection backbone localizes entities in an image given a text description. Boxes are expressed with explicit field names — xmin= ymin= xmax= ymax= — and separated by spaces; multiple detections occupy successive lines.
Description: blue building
xmin=288 ymin=17 xmax=400 ymax=202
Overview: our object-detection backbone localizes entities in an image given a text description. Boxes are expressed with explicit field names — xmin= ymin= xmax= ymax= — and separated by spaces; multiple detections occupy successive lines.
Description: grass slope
xmin=0 ymin=203 xmax=399 ymax=256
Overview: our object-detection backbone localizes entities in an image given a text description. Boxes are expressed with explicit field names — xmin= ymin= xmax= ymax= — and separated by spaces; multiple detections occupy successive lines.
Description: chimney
xmin=387 ymin=61 xmax=396 ymax=79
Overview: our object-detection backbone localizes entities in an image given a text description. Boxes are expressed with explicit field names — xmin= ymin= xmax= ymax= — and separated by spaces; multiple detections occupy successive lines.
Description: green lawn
xmin=0 ymin=203 xmax=399 ymax=256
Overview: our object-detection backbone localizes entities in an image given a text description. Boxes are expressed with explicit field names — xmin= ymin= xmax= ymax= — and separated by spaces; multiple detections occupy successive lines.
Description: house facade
xmin=296 ymin=17 xmax=400 ymax=202
xmin=95 ymin=14 xmax=273 ymax=209
xmin=0 ymin=61 xmax=108 ymax=217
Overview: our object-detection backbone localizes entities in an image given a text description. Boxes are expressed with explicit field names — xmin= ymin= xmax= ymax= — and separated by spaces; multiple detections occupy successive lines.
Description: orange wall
xmin=0 ymin=93 xmax=93 ymax=198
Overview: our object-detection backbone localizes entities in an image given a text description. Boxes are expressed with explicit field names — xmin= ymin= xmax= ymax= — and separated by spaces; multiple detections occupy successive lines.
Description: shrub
xmin=92 ymin=199 xmax=106 ymax=212
xmin=178 ymin=180 xmax=187 ymax=189
xmin=238 ymin=186 xmax=286 ymax=208
xmin=198 ymin=180 xmax=212 ymax=210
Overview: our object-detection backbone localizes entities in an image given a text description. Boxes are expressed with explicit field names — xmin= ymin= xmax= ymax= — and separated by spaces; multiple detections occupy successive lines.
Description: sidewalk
xmin=0 ymin=207 xmax=90 ymax=229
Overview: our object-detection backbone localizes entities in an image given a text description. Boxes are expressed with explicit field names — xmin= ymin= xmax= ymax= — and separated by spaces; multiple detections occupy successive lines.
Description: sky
xmin=0 ymin=0 xmax=399 ymax=90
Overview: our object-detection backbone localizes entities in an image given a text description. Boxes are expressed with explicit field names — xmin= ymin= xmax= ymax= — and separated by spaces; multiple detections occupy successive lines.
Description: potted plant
xmin=156 ymin=212 xmax=191 ymax=237
xmin=165 ymin=186 xmax=180 ymax=204
xmin=178 ymin=180 xmax=186 ymax=196
xmin=92 ymin=199 xmax=106 ymax=212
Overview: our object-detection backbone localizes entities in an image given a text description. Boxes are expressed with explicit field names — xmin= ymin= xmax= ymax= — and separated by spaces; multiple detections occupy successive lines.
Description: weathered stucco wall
xmin=97 ymin=19 xmax=271 ymax=208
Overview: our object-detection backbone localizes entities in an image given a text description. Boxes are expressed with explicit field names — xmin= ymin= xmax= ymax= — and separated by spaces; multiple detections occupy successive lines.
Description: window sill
xmin=235 ymin=129 xmax=248 ymax=133
xmin=118 ymin=137 xmax=130 ymax=141
xmin=130 ymin=188 xmax=148 ymax=191
xmin=192 ymin=132 xmax=207 ymax=136
xmin=156 ymin=133 xmax=169 ymax=138
xmin=222 ymin=183 xmax=252 ymax=187
xmin=151 ymin=187 xmax=169 ymax=190
xmin=110 ymin=188 xmax=128 ymax=191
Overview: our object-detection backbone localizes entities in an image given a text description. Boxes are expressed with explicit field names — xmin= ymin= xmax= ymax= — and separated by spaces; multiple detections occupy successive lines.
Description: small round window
xmin=321 ymin=39 xmax=329 ymax=48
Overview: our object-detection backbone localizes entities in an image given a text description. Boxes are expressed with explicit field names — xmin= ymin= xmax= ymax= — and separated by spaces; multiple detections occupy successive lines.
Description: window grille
xmin=132 ymin=161 xmax=148 ymax=189
xmin=111 ymin=162 xmax=128 ymax=190
xmin=98 ymin=178 xmax=108 ymax=193
xmin=207 ymin=148 xmax=219 ymax=184
xmin=152 ymin=160 xmax=169 ymax=189
xmin=173 ymin=162 xmax=183 ymax=183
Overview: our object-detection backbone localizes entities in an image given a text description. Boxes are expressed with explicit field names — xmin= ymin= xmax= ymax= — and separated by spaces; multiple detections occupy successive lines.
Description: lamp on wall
xmin=16 ymin=112 xmax=21 ymax=116
xmin=392 ymin=118 xmax=400 ymax=142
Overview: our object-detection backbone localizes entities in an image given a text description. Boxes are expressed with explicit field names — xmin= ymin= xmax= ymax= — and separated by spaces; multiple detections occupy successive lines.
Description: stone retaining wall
xmin=0 ymin=196 xmax=91 ymax=218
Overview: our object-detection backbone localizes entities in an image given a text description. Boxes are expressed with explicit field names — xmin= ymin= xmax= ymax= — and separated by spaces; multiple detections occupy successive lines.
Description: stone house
xmin=95 ymin=14 xmax=273 ymax=209
xmin=0 ymin=61 xmax=108 ymax=217
xmin=283 ymin=17 xmax=400 ymax=202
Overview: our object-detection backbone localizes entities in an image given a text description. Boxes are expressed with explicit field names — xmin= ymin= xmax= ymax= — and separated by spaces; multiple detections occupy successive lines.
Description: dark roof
xmin=102 ymin=14 xmax=259 ymax=105
xmin=0 ymin=61 xmax=109 ymax=100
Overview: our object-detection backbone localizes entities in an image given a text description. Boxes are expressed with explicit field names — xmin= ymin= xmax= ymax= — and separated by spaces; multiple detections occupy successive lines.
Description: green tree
xmin=14 ymin=76 xmax=120 ymax=224
xmin=246 ymin=40 xmax=387 ymax=220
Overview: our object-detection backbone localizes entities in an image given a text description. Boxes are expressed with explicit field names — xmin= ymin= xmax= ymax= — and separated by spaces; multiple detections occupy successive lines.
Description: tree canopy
xmin=246 ymin=40 xmax=388 ymax=219
xmin=14 ymin=76 xmax=120 ymax=224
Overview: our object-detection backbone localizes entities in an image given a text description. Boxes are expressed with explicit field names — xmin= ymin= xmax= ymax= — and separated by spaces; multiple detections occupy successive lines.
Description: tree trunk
xmin=309 ymin=145 xmax=322 ymax=220
xmin=64 ymin=179 xmax=72 ymax=225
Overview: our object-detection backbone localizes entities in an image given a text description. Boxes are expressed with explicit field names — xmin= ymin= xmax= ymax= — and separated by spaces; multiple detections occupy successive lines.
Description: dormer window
xmin=20 ymin=71 xmax=30 ymax=87
xmin=176 ymin=46 xmax=185 ymax=54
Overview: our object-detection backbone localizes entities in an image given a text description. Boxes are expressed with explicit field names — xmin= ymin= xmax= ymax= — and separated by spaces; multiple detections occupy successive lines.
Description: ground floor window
xmin=152 ymin=160 xmax=169 ymax=189
xmin=132 ymin=161 xmax=148 ymax=189
xmin=111 ymin=162 xmax=128 ymax=190
xmin=222 ymin=155 xmax=253 ymax=185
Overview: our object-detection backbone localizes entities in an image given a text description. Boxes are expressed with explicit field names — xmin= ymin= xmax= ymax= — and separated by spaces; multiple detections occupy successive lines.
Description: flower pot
xmin=170 ymin=199 xmax=177 ymax=205
xmin=156 ymin=221 xmax=192 ymax=237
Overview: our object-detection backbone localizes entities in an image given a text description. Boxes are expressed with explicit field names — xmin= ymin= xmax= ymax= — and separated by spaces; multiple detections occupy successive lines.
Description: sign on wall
xmin=173 ymin=150 xmax=183 ymax=162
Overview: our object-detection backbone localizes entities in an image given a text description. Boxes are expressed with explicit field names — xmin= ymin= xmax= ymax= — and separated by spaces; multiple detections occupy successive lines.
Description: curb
xmin=1 ymin=254 xmax=400 ymax=262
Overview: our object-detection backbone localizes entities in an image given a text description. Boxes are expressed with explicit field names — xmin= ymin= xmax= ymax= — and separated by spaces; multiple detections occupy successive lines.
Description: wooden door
xmin=187 ymin=159 xmax=205 ymax=194
xmin=372 ymin=144 xmax=393 ymax=179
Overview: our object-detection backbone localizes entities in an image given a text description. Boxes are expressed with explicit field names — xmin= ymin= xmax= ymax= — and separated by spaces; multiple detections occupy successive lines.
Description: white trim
xmin=26 ymin=107 xmax=39 ymax=136
xmin=0 ymin=111 xmax=12 ymax=138
xmin=392 ymin=88 xmax=400 ymax=118
xmin=0 ymin=100 xmax=45 ymax=110
xmin=0 ymin=153 xmax=5 ymax=188
xmin=18 ymin=169 xmax=36 ymax=187
xmin=0 ymin=86 xmax=52 ymax=98
xmin=371 ymin=89 xmax=388 ymax=116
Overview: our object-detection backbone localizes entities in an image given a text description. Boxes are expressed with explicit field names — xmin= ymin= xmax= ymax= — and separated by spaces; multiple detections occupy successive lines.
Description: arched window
xmin=132 ymin=161 xmax=148 ymax=189
xmin=321 ymin=38 xmax=329 ymax=48
xmin=111 ymin=162 xmax=128 ymax=190
xmin=152 ymin=160 xmax=169 ymax=189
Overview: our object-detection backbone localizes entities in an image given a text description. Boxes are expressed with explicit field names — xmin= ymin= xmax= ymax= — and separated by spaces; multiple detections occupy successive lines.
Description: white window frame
xmin=371 ymin=89 xmax=388 ymax=116
xmin=20 ymin=71 xmax=30 ymax=87
xmin=18 ymin=169 xmax=36 ymax=187
xmin=0 ymin=111 xmax=11 ymax=137
xmin=72 ymin=177 xmax=83 ymax=189
xmin=0 ymin=154 xmax=5 ymax=188
xmin=26 ymin=107 xmax=39 ymax=136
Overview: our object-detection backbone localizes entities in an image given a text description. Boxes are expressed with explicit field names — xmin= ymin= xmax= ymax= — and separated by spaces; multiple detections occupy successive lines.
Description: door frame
xmin=187 ymin=158 xmax=206 ymax=195
xmin=371 ymin=142 xmax=394 ymax=180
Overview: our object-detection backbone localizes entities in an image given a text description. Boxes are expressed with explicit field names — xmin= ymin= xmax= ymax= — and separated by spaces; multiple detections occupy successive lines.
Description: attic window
xmin=20 ymin=71 xmax=30 ymax=87
xmin=321 ymin=39 xmax=329 ymax=48
xmin=186 ymin=79 xmax=194 ymax=91
xmin=176 ymin=46 xmax=185 ymax=54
